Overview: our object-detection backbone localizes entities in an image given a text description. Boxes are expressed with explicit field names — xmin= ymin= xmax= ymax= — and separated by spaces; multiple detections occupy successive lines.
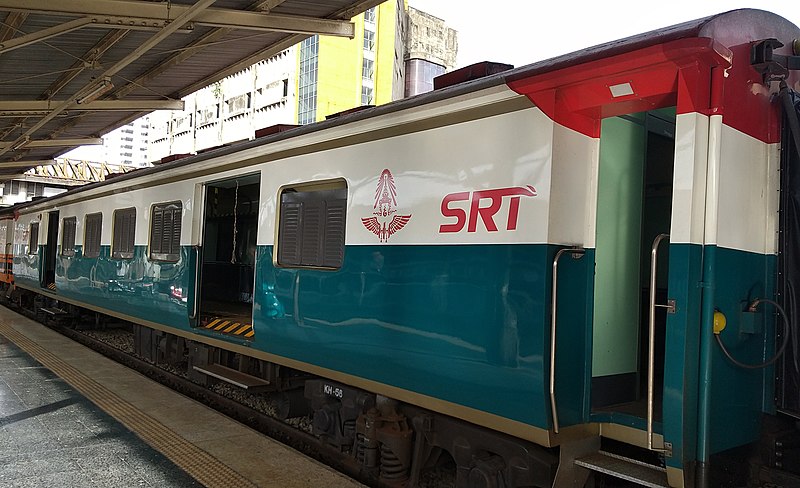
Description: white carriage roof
xmin=0 ymin=0 xmax=380 ymax=177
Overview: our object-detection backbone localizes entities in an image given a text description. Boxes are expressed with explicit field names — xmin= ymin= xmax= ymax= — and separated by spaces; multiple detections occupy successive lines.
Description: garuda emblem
xmin=361 ymin=168 xmax=412 ymax=242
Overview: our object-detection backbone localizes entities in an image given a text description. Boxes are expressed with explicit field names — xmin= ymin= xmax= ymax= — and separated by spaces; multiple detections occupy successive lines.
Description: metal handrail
xmin=550 ymin=247 xmax=585 ymax=434
xmin=648 ymin=233 xmax=670 ymax=450
xmin=293 ymin=272 xmax=303 ymax=326
xmin=189 ymin=245 xmax=201 ymax=320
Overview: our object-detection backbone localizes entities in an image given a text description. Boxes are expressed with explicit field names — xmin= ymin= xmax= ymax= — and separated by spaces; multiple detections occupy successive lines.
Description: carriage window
xmin=150 ymin=201 xmax=182 ymax=262
xmin=61 ymin=217 xmax=77 ymax=257
xmin=277 ymin=181 xmax=347 ymax=269
xmin=112 ymin=207 xmax=136 ymax=259
xmin=28 ymin=222 xmax=39 ymax=255
xmin=84 ymin=213 xmax=102 ymax=258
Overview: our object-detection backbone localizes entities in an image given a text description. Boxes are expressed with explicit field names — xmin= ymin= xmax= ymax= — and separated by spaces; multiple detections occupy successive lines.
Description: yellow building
xmin=297 ymin=0 xmax=406 ymax=124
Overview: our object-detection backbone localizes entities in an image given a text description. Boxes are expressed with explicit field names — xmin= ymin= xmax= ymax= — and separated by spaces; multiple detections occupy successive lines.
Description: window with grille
xmin=363 ymin=29 xmax=375 ymax=51
xmin=364 ymin=7 xmax=376 ymax=24
xmin=150 ymin=201 xmax=182 ymax=262
xmin=84 ymin=213 xmax=102 ymax=258
xmin=112 ymin=207 xmax=136 ymax=259
xmin=61 ymin=217 xmax=77 ymax=257
xmin=362 ymin=58 xmax=375 ymax=80
xmin=28 ymin=222 xmax=39 ymax=255
xmin=277 ymin=182 xmax=347 ymax=269
xmin=361 ymin=85 xmax=374 ymax=106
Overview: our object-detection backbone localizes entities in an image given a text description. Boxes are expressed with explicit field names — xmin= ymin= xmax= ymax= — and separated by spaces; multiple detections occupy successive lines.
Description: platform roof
xmin=0 ymin=0 xmax=380 ymax=177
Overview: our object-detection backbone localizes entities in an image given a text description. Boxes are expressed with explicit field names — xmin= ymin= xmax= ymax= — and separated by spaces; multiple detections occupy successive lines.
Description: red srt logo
xmin=439 ymin=185 xmax=537 ymax=233
xmin=361 ymin=169 xmax=412 ymax=242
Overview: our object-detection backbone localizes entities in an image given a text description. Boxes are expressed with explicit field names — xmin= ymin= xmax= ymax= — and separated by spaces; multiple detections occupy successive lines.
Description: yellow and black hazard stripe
xmin=47 ymin=282 xmax=56 ymax=291
xmin=203 ymin=318 xmax=254 ymax=338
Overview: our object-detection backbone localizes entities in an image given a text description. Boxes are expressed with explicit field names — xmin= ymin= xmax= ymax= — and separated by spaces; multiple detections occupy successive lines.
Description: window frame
xmin=61 ymin=217 xmax=77 ymax=257
xmin=112 ymin=207 xmax=136 ymax=260
xmin=28 ymin=222 xmax=39 ymax=255
xmin=149 ymin=201 xmax=182 ymax=262
xmin=276 ymin=179 xmax=347 ymax=270
xmin=84 ymin=213 xmax=102 ymax=258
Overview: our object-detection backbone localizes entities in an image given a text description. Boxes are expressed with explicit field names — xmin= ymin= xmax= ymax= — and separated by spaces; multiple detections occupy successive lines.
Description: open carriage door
xmin=509 ymin=37 xmax=731 ymax=485
xmin=591 ymin=109 xmax=678 ymax=442
xmin=41 ymin=210 xmax=59 ymax=289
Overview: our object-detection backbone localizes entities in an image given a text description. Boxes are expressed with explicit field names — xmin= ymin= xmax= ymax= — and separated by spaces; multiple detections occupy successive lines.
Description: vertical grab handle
xmin=550 ymin=247 xmax=585 ymax=434
xmin=648 ymin=233 xmax=671 ymax=450
xmin=189 ymin=245 xmax=201 ymax=320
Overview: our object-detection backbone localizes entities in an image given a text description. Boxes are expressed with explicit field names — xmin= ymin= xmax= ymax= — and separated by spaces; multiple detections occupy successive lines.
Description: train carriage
xmin=4 ymin=9 xmax=800 ymax=488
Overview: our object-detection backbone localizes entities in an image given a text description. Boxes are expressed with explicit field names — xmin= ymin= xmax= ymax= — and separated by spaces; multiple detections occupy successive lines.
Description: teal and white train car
xmin=6 ymin=9 xmax=800 ymax=488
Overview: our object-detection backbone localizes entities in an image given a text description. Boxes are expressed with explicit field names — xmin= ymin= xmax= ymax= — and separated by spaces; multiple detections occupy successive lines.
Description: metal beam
xmin=0 ymin=138 xmax=102 ymax=149
xmin=0 ymin=100 xmax=184 ymax=113
xmin=0 ymin=0 xmax=354 ymax=37
xmin=0 ymin=159 xmax=55 ymax=168
xmin=0 ymin=17 xmax=92 ymax=54
xmin=258 ymin=0 xmax=287 ymax=13
xmin=0 ymin=11 xmax=27 ymax=42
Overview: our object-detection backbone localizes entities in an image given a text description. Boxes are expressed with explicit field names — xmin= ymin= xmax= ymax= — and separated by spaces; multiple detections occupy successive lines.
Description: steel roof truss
xmin=0 ymin=0 xmax=215 ymax=159
xmin=42 ymin=30 xmax=131 ymax=100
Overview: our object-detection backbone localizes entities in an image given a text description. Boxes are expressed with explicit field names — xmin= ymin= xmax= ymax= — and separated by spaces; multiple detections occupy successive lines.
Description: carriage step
xmin=575 ymin=451 xmax=669 ymax=488
xmin=192 ymin=363 xmax=271 ymax=392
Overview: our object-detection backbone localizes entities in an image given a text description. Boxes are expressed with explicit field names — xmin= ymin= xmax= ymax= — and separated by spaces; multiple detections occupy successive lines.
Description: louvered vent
xmin=113 ymin=208 xmax=136 ymax=259
xmin=61 ymin=217 xmax=77 ymax=257
xmin=84 ymin=213 xmax=102 ymax=258
xmin=277 ymin=185 xmax=347 ymax=269
xmin=150 ymin=201 xmax=182 ymax=262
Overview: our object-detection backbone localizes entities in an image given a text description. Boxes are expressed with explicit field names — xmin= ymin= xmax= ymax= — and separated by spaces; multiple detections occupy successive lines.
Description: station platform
xmin=0 ymin=306 xmax=364 ymax=488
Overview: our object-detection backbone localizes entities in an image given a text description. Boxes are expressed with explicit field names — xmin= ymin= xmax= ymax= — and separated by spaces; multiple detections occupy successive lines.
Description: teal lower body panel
xmin=663 ymin=243 xmax=703 ymax=471
xmin=707 ymin=245 xmax=775 ymax=455
xmin=13 ymin=248 xmax=40 ymax=289
xmin=52 ymin=246 xmax=193 ymax=330
xmin=253 ymin=243 xmax=591 ymax=430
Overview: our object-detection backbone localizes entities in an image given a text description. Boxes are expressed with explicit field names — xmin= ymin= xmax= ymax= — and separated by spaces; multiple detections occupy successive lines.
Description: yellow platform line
xmin=0 ymin=321 xmax=257 ymax=488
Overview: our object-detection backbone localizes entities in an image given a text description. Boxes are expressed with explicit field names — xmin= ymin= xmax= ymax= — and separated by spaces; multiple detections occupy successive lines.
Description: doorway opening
xmin=591 ymin=108 xmax=676 ymax=422
xmin=41 ymin=210 xmax=59 ymax=289
xmin=197 ymin=174 xmax=260 ymax=336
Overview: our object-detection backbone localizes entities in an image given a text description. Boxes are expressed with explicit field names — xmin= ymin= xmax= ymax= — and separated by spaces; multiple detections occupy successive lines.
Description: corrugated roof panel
xmin=0 ymin=0 xmax=377 ymax=174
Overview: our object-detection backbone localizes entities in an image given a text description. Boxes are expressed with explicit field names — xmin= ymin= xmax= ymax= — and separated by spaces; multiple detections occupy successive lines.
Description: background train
xmin=1 ymin=8 xmax=800 ymax=488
